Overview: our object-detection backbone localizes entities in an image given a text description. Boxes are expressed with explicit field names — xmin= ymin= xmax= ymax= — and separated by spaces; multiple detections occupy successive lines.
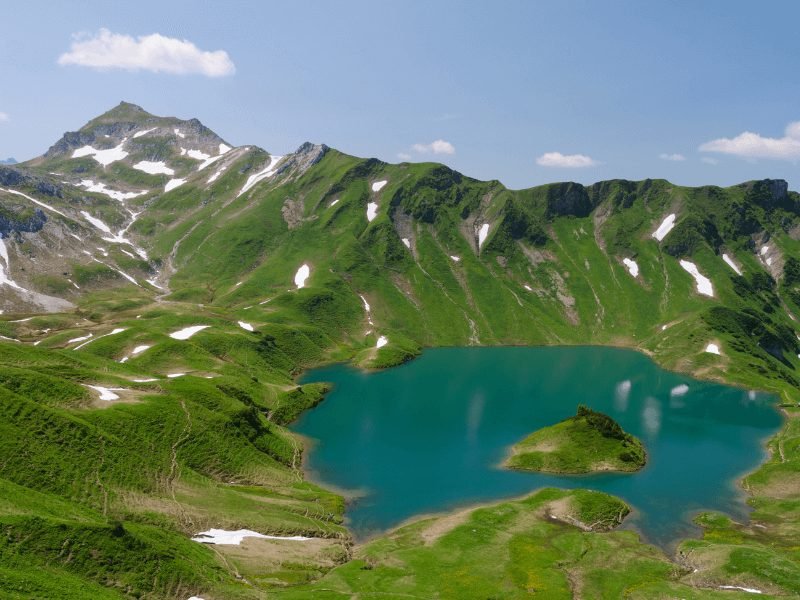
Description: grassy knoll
xmin=271 ymin=488 xmax=756 ymax=599
xmin=505 ymin=405 xmax=647 ymax=473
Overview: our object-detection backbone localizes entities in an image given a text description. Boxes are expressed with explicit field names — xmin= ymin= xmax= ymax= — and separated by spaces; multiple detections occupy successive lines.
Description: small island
xmin=504 ymin=405 xmax=647 ymax=474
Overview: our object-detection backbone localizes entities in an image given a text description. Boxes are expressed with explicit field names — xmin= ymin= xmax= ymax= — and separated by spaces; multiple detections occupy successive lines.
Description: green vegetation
xmin=505 ymin=404 xmax=647 ymax=473
xmin=0 ymin=104 xmax=798 ymax=597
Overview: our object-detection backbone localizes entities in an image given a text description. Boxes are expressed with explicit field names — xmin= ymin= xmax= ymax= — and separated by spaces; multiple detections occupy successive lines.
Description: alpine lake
xmin=294 ymin=347 xmax=782 ymax=548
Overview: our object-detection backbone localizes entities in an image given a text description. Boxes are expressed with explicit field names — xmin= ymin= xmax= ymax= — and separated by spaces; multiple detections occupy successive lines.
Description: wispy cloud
xmin=58 ymin=28 xmax=235 ymax=77
xmin=434 ymin=113 xmax=460 ymax=122
xmin=659 ymin=153 xmax=686 ymax=161
xmin=699 ymin=121 xmax=800 ymax=160
xmin=536 ymin=151 xmax=598 ymax=168
xmin=397 ymin=152 xmax=412 ymax=161
xmin=411 ymin=139 xmax=456 ymax=155
xmin=701 ymin=156 xmax=719 ymax=165
xmin=0 ymin=112 xmax=8 ymax=123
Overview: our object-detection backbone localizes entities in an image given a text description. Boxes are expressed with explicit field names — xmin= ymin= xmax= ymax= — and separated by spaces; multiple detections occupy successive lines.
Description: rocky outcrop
xmin=741 ymin=179 xmax=792 ymax=211
xmin=0 ymin=166 xmax=62 ymax=198
xmin=278 ymin=143 xmax=329 ymax=180
xmin=0 ymin=207 xmax=47 ymax=238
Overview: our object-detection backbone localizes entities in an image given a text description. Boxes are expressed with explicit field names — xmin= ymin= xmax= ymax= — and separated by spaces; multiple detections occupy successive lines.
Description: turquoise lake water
xmin=295 ymin=347 xmax=782 ymax=547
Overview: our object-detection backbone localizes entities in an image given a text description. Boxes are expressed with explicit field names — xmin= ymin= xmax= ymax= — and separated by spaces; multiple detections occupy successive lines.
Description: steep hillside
xmin=0 ymin=103 xmax=799 ymax=598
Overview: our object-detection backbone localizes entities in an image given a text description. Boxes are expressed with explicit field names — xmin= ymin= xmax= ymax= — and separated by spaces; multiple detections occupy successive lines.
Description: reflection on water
xmin=296 ymin=347 xmax=781 ymax=547
xmin=614 ymin=379 xmax=631 ymax=412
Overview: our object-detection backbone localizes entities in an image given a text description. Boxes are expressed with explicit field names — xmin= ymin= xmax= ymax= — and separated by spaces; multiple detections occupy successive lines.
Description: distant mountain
xmin=0 ymin=157 xmax=16 ymax=164
xmin=0 ymin=102 xmax=799 ymax=598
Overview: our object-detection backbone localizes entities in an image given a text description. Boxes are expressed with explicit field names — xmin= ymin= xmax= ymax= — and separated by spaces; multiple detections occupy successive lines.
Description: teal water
xmin=295 ymin=347 xmax=782 ymax=547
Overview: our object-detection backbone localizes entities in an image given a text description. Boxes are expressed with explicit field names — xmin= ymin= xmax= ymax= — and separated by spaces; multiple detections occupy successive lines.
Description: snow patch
xmin=167 ymin=373 xmax=185 ymax=378
xmin=74 ymin=327 xmax=125 ymax=350
xmin=133 ymin=161 xmax=174 ymax=176
xmin=366 ymin=202 xmax=379 ymax=222
xmin=371 ymin=180 xmax=387 ymax=192
xmin=450 ymin=255 xmax=461 ymax=262
xmin=80 ymin=211 xmax=145 ymax=258
xmin=191 ymin=528 xmax=312 ymax=545
xmin=376 ymin=335 xmax=388 ymax=348
xmin=174 ymin=128 xmax=185 ymax=138
xmin=360 ymin=294 xmax=374 ymax=326
xmin=169 ymin=325 xmax=210 ymax=340
xmin=84 ymin=385 xmax=123 ymax=401
xmin=238 ymin=154 xmax=283 ymax=196
xmin=718 ymin=586 xmax=762 ymax=594
xmin=208 ymin=164 xmax=228 ymax=183
xmin=186 ymin=149 xmax=210 ymax=161
xmin=0 ymin=238 xmax=25 ymax=290
xmin=329 ymin=198 xmax=340 ymax=207
xmin=197 ymin=155 xmax=224 ymax=171
xmin=294 ymin=264 xmax=310 ymax=289
xmin=722 ymin=253 xmax=743 ymax=276
xmin=477 ymin=223 xmax=489 ymax=248
xmin=652 ymin=213 xmax=676 ymax=241
xmin=67 ymin=333 xmax=93 ymax=344
xmin=77 ymin=179 xmax=146 ymax=202
xmin=622 ymin=258 xmax=639 ymax=278
xmin=401 ymin=237 xmax=411 ymax=248
xmin=523 ymin=284 xmax=532 ymax=291
xmin=705 ymin=343 xmax=721 ymax=355
xmin=165 ymin=178 xmax=186 ymax=192
xmin=72 ymin=142 xmax=128 ymax=166
xmin=133 ymin=127 xmax=156 ymax=138
xmin=679 ymin=260 xmax=714 ymax=297
xmin=238 ymin=321 xmax=254 ymax=331
xmin=219 ymin=143 xmax=231 ymax=154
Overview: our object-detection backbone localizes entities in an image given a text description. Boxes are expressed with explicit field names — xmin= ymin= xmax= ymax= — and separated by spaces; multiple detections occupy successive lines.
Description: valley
xmin=0 ymin=103 xmax=799 ymax=598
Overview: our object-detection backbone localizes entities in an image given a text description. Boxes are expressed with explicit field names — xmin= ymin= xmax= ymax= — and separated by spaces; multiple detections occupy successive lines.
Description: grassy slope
xmin=0 ymin=130 xmax=799 ymax=597
xmin=505 ymin=406 xmax=646 ymax=473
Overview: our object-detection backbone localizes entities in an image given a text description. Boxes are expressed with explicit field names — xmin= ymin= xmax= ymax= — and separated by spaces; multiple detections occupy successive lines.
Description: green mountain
xmin=0 ymin=103 xmax=798 ymax=598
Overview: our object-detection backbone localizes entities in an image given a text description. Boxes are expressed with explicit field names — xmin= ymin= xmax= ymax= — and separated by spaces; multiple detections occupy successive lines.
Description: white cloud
xmin=58 ymin=28 xmax=235 ymax=77
xmin=0 ymin=112 xmax=8 ymax=122
xmin=701 ymin=156 xmax=719 ymax=165
xmin=659 ymin=153 xmax=686 ymax=161
xmin=699 ymin=121 xmax=800 ymax=160
xmin=536 ymin=151 xmax=597 ymax=168
xmin=397 ymin=152 xmax=411 ymax=161
xmin=412 ymin=139 xmax=455 ymax=155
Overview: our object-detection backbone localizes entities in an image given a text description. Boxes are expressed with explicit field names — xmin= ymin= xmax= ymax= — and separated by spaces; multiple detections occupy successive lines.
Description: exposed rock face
xmin=742 ymin=179 xmax=791 ymax=210
xmin=0 ymin=207 xmax=47 ymax=238
xmin=0 ymin=166 xmax=62 ymax=197
xmin=277 ymin=143 xmax=329 ymax=181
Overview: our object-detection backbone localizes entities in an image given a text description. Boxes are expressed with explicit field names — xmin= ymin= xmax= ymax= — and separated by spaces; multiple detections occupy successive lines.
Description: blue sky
xmin=2 ymin=0 xmax=800 ymax=190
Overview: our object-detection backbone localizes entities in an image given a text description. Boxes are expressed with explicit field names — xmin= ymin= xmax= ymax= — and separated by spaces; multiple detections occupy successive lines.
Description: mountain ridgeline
xmin=0 ymin=102 xmax=799 ymax=597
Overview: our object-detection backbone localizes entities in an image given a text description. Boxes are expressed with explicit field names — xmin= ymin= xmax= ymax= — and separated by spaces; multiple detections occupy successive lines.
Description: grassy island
xmin=505 ymin=405 xmax=647 ymax=473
